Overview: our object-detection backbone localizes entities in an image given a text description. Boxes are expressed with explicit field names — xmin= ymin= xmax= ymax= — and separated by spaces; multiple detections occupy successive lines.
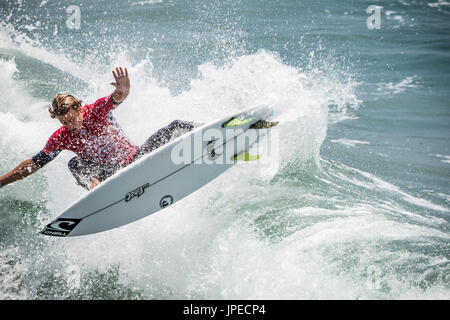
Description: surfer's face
xmin=57 ymin=108 xmax=83 ymax=134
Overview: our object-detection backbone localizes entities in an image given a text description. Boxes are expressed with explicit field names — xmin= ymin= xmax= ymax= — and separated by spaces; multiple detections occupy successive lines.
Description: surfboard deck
xmin=40 ymin=105 xmax=277 ymax=237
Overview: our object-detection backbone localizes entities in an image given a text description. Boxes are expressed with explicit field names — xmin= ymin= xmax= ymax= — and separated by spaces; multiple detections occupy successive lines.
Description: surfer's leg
xmin=68 ymin=157 xmax=117 ymax=190
xmin=134 ymin=120 xmax=198 ymax=159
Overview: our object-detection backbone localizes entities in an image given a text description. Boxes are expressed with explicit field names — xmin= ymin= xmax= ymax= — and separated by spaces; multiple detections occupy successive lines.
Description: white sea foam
xmin=0 ymin=60 xmax=53 ymax=201
xmin=428 ymin=0 xmax=450 ymax=8
xmin=434 ymin=154 xmax=450 ymax=164
xmin=435 ymin=192 xmax=450 ymax=202
xmin=0 ymin=22 xmax=101 ymax=84
xmin=386 ymin=12 xmax=405 ymax=24
xmin=131 ymin=0 xmax=164 ymax=5
xmin=377 ymin=75 xmax=420 ymax=94
xmin=330 ymin=138 xmax=369 ymax=148
xmin=0 ymin=247 xmax=30 ymax=299
xmin=0 ymin=58 xmax=48 ymax=119
xmin=346 ymin=165 xmax=449 ymax=214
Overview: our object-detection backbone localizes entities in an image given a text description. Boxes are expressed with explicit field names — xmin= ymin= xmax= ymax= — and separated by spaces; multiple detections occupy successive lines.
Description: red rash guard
xmin=40 ymin=95 xmax=137 ymax=167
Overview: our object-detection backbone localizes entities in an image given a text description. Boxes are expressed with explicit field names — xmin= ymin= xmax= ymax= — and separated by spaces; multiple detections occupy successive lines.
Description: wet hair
xmin=49 ymin=94 xmax=83 ymax=118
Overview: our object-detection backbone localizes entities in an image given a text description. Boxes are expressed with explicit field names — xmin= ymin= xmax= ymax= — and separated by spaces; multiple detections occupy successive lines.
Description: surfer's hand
xmin=110 ymin=67 xmax=130 ymax=103
xmin=89 ymin=178 xmax=100 ymax=190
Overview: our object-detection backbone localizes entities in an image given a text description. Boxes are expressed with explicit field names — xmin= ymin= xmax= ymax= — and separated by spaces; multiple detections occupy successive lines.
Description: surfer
xmin=0 ymin=66 xmax=197 ymax=190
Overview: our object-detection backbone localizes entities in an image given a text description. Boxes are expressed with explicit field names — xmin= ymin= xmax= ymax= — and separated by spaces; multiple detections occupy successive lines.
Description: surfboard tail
xmin=233 ymin=151 xmax=261 ymax=161
xmin=249 ymin=120 xmax=279 ymax=129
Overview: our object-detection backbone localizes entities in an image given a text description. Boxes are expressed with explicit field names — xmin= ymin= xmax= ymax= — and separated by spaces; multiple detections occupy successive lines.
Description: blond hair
xmin=49 ymin=94 xmax=83 ymax=118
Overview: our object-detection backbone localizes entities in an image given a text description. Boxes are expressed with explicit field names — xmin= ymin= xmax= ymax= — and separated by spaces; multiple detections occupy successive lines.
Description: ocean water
xmin=0 ymin=0 xmax=449 ymax=299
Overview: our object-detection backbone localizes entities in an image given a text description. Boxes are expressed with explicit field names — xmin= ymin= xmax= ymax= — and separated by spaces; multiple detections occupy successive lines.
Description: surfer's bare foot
xmin=90 ymin=178 xmax=100 ymax=190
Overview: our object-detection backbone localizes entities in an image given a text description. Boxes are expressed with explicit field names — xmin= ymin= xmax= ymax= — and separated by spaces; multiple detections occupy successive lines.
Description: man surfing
xmin=0 ymin=67 xmax=197 ymax=190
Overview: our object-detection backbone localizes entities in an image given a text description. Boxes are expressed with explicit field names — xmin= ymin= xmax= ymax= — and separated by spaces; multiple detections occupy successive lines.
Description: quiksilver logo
xmin=125 ymin=183 xmax=150 ymax=202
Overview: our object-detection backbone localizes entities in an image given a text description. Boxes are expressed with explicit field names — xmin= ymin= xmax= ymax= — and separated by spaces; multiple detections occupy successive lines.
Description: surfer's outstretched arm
xmin=0 ymin=159 xmax=40 ymax=188
xmin=110 ymin=67 xmax=130 ymax=104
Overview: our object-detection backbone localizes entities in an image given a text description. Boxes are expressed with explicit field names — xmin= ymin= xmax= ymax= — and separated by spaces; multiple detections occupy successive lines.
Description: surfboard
xmin=40 ymin=105 xmax=277 ymax=237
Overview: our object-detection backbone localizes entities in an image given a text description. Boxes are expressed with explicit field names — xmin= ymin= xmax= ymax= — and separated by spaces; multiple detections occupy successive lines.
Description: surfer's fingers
xmin=119 ymin=67 xmax=124 ymax=77
xmin=125 ymin=68 xmax=128 ymax=78
xmin=112 ymin=70 xmax=118 ymax=82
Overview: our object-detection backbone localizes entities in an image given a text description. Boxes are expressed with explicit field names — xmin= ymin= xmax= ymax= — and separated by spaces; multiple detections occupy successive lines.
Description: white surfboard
xmin=40 ymin=105 xmax=275 ymax=237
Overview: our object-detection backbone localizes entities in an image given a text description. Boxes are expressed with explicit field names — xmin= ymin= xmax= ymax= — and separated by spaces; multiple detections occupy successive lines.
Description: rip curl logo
xmin=125 ymin=183 xmax=150 ymax=202
xmin=41 ymin=218 xmax=81 ymax=237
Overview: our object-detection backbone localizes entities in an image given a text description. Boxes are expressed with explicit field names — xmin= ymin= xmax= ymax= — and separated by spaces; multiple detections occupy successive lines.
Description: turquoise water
xmin=0 ymin=0 xmax=449 ymax=299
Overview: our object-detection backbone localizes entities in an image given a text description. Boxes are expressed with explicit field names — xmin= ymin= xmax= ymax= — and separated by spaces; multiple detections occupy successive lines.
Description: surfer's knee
xmin=67 ymin=156 xmax=80 ymax=171
xmin=169 ymin=120 xmax=183 ymax=128
xmin=169 ymin=120 xmax=194 ymax=131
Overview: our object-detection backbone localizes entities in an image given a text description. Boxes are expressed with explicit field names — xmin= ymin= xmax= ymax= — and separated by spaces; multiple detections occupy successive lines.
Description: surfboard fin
xmin=233 ymin=151 xmax=261 ymax=161
xmin=222 ymin=117 xmax=253 ymax=127
xmin=249 ymin=120 xmax=279 ymax=129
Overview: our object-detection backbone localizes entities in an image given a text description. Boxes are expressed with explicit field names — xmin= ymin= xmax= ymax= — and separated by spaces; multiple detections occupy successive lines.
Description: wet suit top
xmin=32 ymin=95 xmax=138 ymax=168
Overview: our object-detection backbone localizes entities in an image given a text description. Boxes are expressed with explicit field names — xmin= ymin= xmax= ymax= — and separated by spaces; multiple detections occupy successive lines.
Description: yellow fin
xmin=222 ymin=117 xmax=253 ymax=127
xmin=233 ymin=151 xmax=261 ymax=161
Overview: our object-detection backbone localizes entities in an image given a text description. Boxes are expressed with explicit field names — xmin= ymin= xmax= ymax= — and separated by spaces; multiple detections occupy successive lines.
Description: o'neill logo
xmin=125 ymin=183 xmax=150 ymax=202
xmin=159 ymin=195 xmax=173 ymax=208
xmin=41 ymin=218 xmax=81 ymax=237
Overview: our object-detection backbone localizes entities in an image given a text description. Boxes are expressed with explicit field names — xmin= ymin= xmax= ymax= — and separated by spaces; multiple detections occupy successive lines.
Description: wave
xmin=2 ymin=15 xmax=448 ymax=300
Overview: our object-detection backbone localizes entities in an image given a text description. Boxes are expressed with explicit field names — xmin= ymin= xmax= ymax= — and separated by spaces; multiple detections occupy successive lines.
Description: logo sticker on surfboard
xmin=40 ymin=218 xmax=82 ymax=237
xmin=125 ymin=183 xmax=150 ymax=202
xmin=159 ymin=195 xmax=173 ymax=208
